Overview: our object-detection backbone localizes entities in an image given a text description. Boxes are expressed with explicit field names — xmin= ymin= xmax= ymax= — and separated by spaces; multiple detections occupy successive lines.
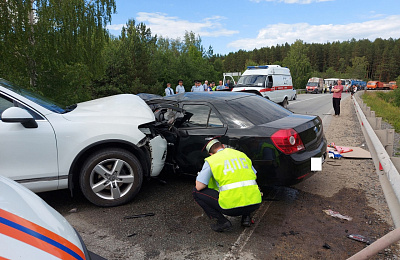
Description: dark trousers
xmin=192 ymin=187 xmax=260 ymax=223
xmin=333 ymin=97 xmax=341 ymax=115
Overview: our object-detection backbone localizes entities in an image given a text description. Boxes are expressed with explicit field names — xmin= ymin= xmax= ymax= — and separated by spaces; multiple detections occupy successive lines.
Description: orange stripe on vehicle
xmin=0 ymin=209 xmax=85 ymax=260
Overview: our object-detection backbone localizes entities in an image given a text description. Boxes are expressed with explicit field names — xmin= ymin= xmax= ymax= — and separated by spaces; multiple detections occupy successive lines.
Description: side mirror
xmin=1 ymin=107 xmax=38 ymax=128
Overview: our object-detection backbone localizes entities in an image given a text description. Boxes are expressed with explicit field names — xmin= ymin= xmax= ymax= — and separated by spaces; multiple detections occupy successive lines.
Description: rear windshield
xmin=227 ymin=95 xmax=292 ymax=125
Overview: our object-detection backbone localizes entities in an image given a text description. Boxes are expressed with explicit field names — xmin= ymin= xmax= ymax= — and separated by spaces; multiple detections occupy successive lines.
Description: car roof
xmin=162 ymin=91 xmax=256 ymax=102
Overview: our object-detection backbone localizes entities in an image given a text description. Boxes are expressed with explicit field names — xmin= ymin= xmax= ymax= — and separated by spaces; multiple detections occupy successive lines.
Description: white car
xmin=0 ymin=174 xmax=103 ymax=259
xmin=0 ymin=79 xmax=167 ymax=207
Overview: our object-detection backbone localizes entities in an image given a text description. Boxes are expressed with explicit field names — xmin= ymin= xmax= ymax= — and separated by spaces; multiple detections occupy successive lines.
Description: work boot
xmin=241 ymin=215 xmax=251 ymax=227
xmin=211 ymin=219 xmax=232 ymax=232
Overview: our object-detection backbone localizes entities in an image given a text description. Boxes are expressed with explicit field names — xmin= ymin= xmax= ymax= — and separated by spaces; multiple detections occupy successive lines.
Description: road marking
xmin=291 ymin=94 xmax=330 ymax=104
xmin=223 ymin=190 xmax=278 ymax=260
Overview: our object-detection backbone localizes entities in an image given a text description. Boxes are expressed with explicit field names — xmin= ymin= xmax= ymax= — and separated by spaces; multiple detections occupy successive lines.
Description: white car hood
xmin=63 ymin=94 xmax=155 ymax=124
xmin=0 ymin=175 xmax=85 ymax=259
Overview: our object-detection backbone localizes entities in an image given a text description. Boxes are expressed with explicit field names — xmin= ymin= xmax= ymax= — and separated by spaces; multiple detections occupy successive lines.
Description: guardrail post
xmin=366 ymin=106 xmax=371 ymax=117
xmin=367 ymin=111 xmax=379 ymax=129
xmin=376 ymin=117 xmax=382 ymax=130
xmin=392 ymin=158 xmax=400 ymax=173
xmin=375 ymin=129 xmax=394 ymax=156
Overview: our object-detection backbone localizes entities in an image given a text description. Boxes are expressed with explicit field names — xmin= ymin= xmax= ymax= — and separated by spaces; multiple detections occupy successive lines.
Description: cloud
xmin=228 ymin=15 xmax=400 ymax=50
xmin=107 ymin=24 xmax=125 ymax=31
xmin=134 ymin=12 xmax=239 ymax=39
xmin=250 ymin=0 xmax=333 ymax=3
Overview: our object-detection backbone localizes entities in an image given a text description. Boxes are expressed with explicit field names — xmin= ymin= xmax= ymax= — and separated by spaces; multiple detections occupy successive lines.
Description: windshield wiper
xmin=63 ymin=104 xmax=77 ymax=113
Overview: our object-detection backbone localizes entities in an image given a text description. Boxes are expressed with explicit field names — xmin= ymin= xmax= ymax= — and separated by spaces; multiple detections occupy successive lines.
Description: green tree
xmin=283 ymin=40 xmax=311 ymax=89
xmin=0 ymin=0 xmax=116 ymax=105
xmin=346 ymin=56 xmax=368 ymax=80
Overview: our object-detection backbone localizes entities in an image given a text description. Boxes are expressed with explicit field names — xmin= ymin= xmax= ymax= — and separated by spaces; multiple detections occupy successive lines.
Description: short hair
xmin=206 ymin=139 xmax=222 ymax=153
xmin=167 ymin=83 xmax=171 ymax=86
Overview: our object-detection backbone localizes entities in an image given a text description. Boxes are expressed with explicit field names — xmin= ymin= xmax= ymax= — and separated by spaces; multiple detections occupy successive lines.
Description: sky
xmin=107 ymin=0 xmax=400 ymax=55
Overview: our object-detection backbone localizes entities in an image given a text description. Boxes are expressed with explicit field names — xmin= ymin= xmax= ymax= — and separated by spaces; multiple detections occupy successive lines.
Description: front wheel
xmin=80 ymin=148 xmax=143 ymax=207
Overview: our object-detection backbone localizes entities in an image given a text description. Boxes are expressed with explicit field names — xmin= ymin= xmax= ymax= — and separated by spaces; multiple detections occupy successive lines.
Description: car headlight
xmin=139 ymin=127 xmax=151 ymax=135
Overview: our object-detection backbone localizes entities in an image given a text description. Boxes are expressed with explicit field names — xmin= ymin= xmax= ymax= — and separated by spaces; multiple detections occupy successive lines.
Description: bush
xmin=362 ymin=92 xmax=400 ymax=133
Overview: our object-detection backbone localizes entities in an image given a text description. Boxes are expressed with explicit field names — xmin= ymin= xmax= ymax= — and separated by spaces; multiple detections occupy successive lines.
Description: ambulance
xmin=231 ymin=65 xmax=293 ymax=108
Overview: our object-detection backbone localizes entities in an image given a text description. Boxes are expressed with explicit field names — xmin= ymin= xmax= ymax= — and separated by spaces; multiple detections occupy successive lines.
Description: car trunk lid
xmin=261 ymin=114 xmax=324 ymax=151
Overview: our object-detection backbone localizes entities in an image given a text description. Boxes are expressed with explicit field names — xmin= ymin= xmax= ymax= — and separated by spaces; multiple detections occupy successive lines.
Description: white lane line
xmin=223 ymin=191 xmax=278 ymax=260
xmin=290 ymin=94 xmax=330 ymax=104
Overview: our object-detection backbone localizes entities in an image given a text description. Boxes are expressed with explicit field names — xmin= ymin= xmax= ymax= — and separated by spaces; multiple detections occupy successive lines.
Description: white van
xmin=231 ymin=65 xmax=293 ymax=108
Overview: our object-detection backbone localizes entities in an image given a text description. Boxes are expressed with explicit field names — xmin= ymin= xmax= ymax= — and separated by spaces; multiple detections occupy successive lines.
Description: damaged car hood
xmin=62 ymin=94 xmax=155 ymax=124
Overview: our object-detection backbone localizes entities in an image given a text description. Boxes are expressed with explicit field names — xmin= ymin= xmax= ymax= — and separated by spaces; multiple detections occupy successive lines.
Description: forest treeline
xmin=1 ymin=0 xmax=400 ymax=106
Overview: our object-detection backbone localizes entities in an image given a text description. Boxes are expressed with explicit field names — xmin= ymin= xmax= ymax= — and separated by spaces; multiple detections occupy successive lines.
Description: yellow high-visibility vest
xmin=205 ymin=148 xmax=262 ymax=209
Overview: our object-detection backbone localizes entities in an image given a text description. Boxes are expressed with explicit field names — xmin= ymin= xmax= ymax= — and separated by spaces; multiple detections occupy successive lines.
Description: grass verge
xmin=361 ymin=91 xmax=400 ymax=133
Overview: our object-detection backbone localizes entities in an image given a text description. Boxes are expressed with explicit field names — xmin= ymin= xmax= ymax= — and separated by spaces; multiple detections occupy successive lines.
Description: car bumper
xmin=254 ymin=137 xmax=327 ymax=186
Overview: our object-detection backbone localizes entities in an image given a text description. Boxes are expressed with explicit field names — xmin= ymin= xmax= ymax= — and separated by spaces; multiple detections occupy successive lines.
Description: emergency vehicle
xmin=0 ymin=175 xmax=101 ymax=260
xmin=231 ymin=65 xmax=293 ymax=108
xmin=306 ymin=77 xmax=324 ymax=93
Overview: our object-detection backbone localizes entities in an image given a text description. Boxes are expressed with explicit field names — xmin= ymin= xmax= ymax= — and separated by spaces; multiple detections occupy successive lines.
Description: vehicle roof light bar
xmin=247 ymin=65 xmax=269 ymax=69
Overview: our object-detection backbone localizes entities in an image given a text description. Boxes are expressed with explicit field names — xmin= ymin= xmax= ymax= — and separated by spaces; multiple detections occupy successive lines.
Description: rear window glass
xmin=227 ymin=95 xmax=292 ymax=125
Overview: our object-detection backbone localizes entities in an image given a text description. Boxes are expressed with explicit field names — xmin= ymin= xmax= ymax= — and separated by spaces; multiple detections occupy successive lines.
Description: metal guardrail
xmin=353 ymin=92 xmax=400 ymax=228
xmin=347 ymin=92 xmax=400 ymax=259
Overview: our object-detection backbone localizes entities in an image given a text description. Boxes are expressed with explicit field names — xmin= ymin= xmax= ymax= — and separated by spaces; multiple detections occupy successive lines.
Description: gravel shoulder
xmin=296 ymin=96 xmax=393 ymax=222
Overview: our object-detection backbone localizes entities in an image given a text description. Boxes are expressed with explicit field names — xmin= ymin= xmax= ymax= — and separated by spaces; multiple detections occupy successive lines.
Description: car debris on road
xmin=323 ymin=209 xmax=353 ymax=221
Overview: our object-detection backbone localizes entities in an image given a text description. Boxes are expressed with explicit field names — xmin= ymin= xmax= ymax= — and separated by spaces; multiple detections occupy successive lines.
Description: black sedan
xmin=143 ymin=92 xmax=327 ymax=186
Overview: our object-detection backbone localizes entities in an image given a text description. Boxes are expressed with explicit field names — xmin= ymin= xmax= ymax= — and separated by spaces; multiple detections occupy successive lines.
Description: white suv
xmin=0 ymin=79 xmax=167 ymax=207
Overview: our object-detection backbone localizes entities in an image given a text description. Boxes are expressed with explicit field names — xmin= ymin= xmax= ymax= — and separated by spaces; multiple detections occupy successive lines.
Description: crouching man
xmin=192 ymin=139 xmax=262 ymax=232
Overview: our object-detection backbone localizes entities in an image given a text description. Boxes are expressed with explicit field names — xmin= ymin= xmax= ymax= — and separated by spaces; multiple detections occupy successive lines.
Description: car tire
xmin=79 ymin=148 xmax=143 ymax=207
xmin=281 ymin=98 xmax=288 ymax=109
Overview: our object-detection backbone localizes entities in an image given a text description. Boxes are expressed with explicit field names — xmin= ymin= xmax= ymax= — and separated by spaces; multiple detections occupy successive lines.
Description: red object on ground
xmin=379 ymin=162 xmax=383 ymax=171
xmin=335 ymin=146 xmax=353 ymax=154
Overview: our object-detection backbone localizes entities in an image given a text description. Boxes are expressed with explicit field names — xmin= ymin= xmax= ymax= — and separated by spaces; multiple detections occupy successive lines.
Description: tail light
xmin=271 ymin=129 xmax=305 ymax=155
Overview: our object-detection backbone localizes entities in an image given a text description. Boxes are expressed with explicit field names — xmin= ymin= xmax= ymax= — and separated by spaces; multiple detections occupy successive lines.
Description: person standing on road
xmin=192 ymin=139 xmax=262 ymax=232
xmin=165 ymin=83 xmax=174 ymax=96
xmin=332 ymin=80 xmax=344 ymax=116
xmin=211 ymin=82 xmax=217 ymax=91
xmin=349 ymin=84 xmax=354 ymax=99
xmin=216 ymin=80 xmax=228 ymax=91
xmin=176 ymin=79 xmax=185 ymax=94
xmin=203 ymin=80 xmax=209 ymax=91
xmin=191 ymin=80 xmax=205 ymax=92
xmin=225 ymin=79 xmax=234 ymax=90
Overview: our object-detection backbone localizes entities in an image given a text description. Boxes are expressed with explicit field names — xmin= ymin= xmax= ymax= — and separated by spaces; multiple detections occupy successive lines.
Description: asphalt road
xmin=40 ymin=92 xmax=397 ymax=260
xmin=289 ymin=92 xmax=350 ymax=119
